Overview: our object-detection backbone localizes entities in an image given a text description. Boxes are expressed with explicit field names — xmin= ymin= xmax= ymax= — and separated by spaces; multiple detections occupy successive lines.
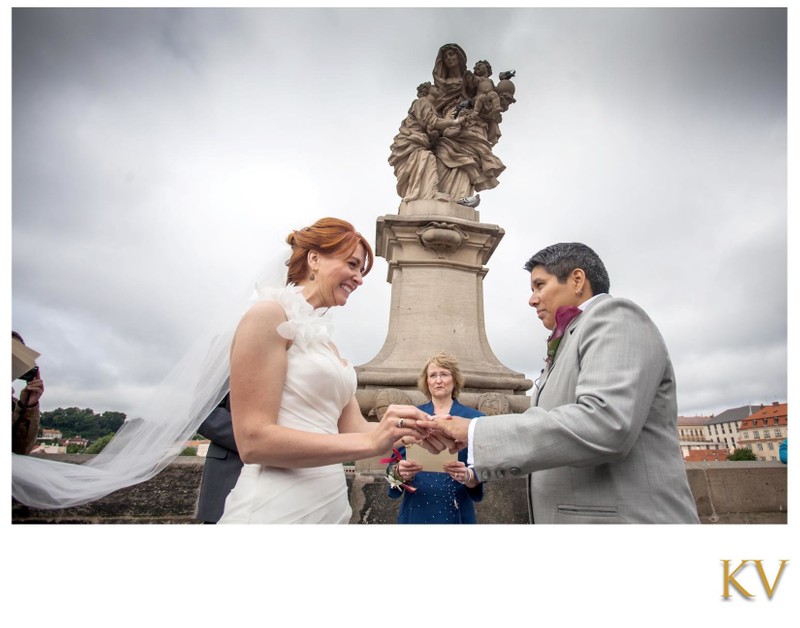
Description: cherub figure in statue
xmin=464 ymin=59 xmax=493 ymax=99
xmin=496 ymin=70 xmax=517 ymax=112
xmin=441 ymin=59 xmax=498 ymax=142
xmin=470 ymin=77 xmax=503 ymax=146
xmin=388 ymin=81 xmax=464 ymax=202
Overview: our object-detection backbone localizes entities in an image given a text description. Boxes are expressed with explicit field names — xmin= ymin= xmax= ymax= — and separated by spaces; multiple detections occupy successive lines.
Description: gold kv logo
xmin=722 ymin=560 xmax=789 ymax=599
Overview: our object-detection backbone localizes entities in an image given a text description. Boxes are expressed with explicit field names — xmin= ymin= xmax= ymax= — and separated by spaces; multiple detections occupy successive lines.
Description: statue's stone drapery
xmin=388 ymin=84 xmax=449 ymax=202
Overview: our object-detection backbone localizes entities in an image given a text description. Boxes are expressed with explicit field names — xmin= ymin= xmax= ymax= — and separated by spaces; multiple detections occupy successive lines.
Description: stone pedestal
xmin=355 ymin=199 xmax=532 ymax=419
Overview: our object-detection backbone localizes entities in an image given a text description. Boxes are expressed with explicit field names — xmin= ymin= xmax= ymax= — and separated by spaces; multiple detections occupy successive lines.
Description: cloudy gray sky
xmin=11 ymin=7 xmax=787 ymax=420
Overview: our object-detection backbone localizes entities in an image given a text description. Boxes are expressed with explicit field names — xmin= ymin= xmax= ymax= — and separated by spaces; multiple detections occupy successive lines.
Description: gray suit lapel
xmin=534 ymin=295 xmax=610 ymax=401
xmin=536 ymin=314 xmax=580 ymax=398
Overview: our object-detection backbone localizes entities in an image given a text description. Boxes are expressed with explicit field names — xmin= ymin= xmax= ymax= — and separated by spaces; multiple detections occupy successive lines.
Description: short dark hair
xmin=524 ymin=242 xmax=610 ymax=295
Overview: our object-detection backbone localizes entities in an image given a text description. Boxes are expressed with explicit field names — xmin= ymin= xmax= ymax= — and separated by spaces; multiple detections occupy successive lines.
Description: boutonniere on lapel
xmin=546 ymin=306 xmax=582 ymax=367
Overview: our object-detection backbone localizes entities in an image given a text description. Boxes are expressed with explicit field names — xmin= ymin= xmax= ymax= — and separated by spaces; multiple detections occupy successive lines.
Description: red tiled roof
xmin=740 ymin=402 xmax=788 ymax=429
xmin=746 ymin=402 xmax=787 ymax=419
xmin=684 ymin=449 xmax=729 ymax=462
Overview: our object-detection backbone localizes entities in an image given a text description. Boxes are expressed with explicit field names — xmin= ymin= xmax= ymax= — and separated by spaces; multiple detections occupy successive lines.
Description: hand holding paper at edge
xmin=12 ymin=338 xmax=40 ymax=381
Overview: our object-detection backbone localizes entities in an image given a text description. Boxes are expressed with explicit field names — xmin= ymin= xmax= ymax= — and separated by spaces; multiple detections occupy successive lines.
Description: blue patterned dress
xmin=388 ymin=399 xmax=484 ymax=524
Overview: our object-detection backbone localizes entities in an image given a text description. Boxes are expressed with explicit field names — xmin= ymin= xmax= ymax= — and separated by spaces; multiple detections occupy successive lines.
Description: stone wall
xmin=11 ymin=456 xmax=787 ymax=524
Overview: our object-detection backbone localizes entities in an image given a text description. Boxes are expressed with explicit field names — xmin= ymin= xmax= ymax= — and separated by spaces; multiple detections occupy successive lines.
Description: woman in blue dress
xmin=386 ymin=352 xmax=484 ymax=523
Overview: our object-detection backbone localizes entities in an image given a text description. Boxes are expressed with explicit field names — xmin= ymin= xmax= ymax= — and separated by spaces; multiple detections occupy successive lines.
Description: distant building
xmin=677 ymin=415 xmax=715 ymax=458
xmin=677 ymin=403 xmax=787 ymax=460
xmin=64 ymin=436 xmax=90 ymax=448
xmin=30 ymin=444 xmax=67 ymax=455
xmin=704 ymin=404 xmax=762 ymax=451
xmin=737 ymin=402 xmax=788 ymax=462
xmin=37 ymin=428 xmax=63 ymax=442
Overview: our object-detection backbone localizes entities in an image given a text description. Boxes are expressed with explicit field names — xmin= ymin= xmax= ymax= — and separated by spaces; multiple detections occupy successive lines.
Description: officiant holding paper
xmin=385 ymin=352 xmax=484 ymax=524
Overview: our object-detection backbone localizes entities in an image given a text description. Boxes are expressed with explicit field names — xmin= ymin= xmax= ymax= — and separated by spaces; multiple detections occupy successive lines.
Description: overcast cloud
xmin=11 ymin=7 xmax=787 ymax=418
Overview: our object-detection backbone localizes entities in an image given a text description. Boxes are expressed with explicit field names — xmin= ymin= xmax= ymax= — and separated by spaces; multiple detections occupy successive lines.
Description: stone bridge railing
xmin=11 ymin=456 xmax=787 ymax=524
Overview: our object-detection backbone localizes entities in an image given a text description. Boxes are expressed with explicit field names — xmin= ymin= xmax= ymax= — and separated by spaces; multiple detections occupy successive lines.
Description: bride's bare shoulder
xmin=237 ymin=300 xmax=288 ymax=334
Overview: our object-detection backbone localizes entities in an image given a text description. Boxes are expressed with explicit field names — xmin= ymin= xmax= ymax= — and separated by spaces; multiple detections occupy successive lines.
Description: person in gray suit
xmin=419 ymin=242 xmax=700 ymax=523
xmin=195 ymin=393 xmax=243 ymax=524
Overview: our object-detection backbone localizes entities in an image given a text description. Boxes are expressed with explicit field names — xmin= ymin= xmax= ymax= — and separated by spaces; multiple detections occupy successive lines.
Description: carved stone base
xmin=356 ymin=202 xmax=532 ymax=419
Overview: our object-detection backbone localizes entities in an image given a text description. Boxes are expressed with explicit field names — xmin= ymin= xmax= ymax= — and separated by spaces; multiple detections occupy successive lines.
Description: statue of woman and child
xmin=388 ymin=43 xmax=517 ymax=206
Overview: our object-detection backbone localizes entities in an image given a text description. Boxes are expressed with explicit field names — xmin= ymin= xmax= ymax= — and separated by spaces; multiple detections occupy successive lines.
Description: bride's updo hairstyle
xmin=285 ymin=217 xmax=375 ymax=285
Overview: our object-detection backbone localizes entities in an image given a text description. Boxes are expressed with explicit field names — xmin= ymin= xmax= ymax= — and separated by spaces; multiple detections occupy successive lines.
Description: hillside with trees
xmin=40 ymin=407 xmax=126 ymax=441
xmin=39 ymin=408 xmax=207 ymax=454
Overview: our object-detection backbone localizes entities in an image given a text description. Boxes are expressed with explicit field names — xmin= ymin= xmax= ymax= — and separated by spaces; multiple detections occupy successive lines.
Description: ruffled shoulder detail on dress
xmin=255 ymin=284 xmax=332 ymax=349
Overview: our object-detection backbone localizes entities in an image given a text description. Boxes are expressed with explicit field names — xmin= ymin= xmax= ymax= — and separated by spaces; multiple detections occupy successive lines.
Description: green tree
xmin=728 ymin=447 xmax=757 ymax=461
xmin=85 ymin=433 xmax=115 ymax=454
xmin=179 ymin=446 xmax=197 ymax=456
xmin=99 ymin=410 xmax=126 ymax=434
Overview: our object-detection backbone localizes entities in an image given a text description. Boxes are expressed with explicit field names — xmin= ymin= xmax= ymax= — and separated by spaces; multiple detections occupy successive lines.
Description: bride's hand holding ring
xmin=374 ymin=404 xmax=429 ymax=454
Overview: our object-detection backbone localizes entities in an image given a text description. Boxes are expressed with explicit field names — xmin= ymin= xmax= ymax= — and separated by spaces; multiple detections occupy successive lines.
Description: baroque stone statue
xmin=389 ymin=42 xmax=517 ymax=204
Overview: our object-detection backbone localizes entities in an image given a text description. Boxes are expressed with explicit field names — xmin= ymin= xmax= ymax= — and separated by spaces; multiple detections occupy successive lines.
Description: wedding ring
xmin=398 ymin=419 xmax=406 ymax=429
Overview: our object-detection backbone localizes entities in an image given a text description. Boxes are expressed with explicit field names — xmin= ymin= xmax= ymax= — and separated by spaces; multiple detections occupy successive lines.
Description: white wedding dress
xmin=218 ymin=285 xmax=356 ymax=524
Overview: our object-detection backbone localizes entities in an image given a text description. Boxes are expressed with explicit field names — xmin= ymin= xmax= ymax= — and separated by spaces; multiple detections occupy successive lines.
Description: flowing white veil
xmin=12 ymin=250 xmax=291 ymax=509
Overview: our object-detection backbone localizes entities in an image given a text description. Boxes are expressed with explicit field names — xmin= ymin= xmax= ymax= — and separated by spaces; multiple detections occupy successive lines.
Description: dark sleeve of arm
xmin=466 ymin=481 xmax=484 ymax=502
xmin=197 ymin=406 xmax=237 ymax=452
xmin=12 ymin=401 xmax=40 ymax=455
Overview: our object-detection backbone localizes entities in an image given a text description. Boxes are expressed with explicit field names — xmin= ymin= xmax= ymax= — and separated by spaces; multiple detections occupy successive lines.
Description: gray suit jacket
xmin=195 ymin=397 xmax=243 ymax=523
xmin=473 ymin=294 xmax=699 ymax=523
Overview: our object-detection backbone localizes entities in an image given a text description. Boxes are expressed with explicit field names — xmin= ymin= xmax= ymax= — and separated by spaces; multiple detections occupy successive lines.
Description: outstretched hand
xmin=375 ymin=404 xmax=435 ymax=455
xmin=415 ymin=415 xmax=471 ymax=453
xmin=416 ymin=431 xmax=459 ymax=455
